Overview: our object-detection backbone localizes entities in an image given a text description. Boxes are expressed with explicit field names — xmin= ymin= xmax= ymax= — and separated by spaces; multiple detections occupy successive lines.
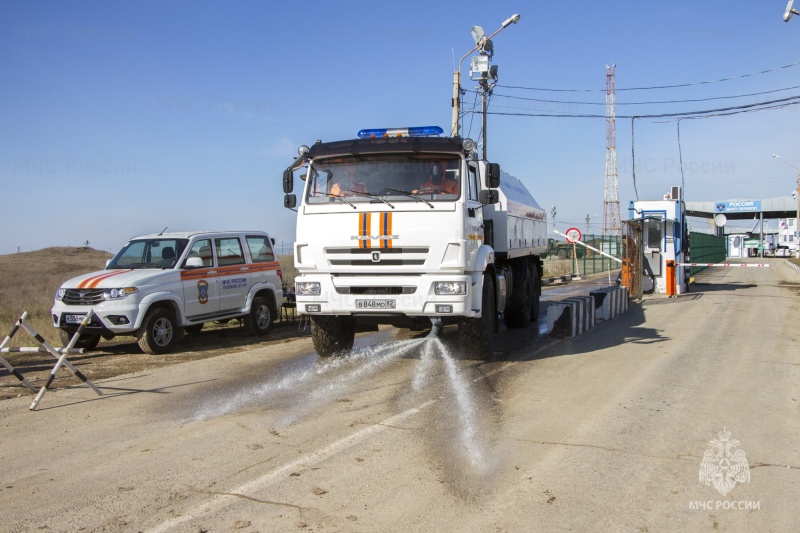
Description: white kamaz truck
xmin=283 ymin=126 xmax=547 ymax=357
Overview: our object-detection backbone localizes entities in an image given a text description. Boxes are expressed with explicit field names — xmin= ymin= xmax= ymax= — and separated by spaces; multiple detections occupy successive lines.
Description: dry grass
xmin=0 ymin=247 xmax=113 ymax=348
xmin=543 ymin=259 xmax=574 ymax=278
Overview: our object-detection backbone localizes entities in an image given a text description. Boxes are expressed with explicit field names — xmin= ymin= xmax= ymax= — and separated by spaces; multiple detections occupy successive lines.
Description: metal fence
xmin=544 ymin=234 xmax=623 ymax=277
xmin=688 ymin=232 xmax=726 ymax=275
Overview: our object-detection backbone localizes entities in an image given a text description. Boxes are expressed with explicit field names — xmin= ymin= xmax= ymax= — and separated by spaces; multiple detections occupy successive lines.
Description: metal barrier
xmin=0 ymin=311 xmax=103 ymax=410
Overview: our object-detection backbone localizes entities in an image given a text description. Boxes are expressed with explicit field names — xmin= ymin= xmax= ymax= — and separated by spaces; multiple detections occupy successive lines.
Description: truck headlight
xmin=434 ymin=281 xmax=466 ymax=295
xmin=102 ymin=287 xmax=139 ymax=300
xmin=55 ymin=288 xmax=66 ymax=301
xmin=295 ymin=282 xmax=321 ymax=296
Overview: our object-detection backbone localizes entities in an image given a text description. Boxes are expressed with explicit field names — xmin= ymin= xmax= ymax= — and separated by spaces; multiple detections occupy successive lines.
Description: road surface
xmin=1 ymin=259 xmax=798 ymax=532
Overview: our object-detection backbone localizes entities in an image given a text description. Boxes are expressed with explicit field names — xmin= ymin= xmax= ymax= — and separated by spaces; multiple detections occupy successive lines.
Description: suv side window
xmin=246 ymin=235 xmax=275 ymax=262
xmin=215 ymin=237 xmax=245 ymax=266
xmin=184 ymin=239 xmax=213 ymax=267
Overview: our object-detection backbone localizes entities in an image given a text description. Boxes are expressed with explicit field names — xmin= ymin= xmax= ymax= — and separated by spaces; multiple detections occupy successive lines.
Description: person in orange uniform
xmin=330 ymin=166 xmax=367 ymax=196
xmin=414 ymin=162 xmax=458 ymax=195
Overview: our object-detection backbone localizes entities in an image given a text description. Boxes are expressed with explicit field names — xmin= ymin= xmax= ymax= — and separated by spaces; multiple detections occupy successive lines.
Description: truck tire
xmin=137 ymin=308 xmax=177 ymax=355
xmin=459 ymin=274 xmax=495 ymax=359
xmin=557 ymin=249 xmax=567 ymax=260
xmin=311 ymin=315 xmax=356 ymax=357
xmin=504 ymin=260 xmax=533 ymax=328
xmin=245 ymin=296 xmax=274 ymax=336
xmin=59 ymin=329 xmax=101 ymax=351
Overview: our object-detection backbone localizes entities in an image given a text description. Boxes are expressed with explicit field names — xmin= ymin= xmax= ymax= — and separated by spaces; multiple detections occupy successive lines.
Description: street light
xmin=784 ymin=0 xmax=800 ymax=21
xmin=772 ymin=153 xmax=800 ymax=258
xmin=451 ymin=13 xmax=520 ymax=149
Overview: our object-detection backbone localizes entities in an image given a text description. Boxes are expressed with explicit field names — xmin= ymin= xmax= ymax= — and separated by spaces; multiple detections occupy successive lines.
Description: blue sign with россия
xmin=714 ymin=200 xmax=761 ymax=213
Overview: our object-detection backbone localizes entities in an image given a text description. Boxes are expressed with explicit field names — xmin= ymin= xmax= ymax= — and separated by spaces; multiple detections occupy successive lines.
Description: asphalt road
xmin=1 ymin=259 xmax=798 ymax=532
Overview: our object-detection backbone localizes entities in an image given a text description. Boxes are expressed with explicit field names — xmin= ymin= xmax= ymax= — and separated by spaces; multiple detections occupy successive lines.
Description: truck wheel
xmin=137 ymin=308 xmax=177 ymax=355
xmin=59 ymin=329 xmax=101 ymax=350
xmin=311 ymin=316 xmax=356 ymax=357
xmin=557 ymin=249 xmax=567 ymax=260
xmin=459 ymin=274 xmax=495 ymax=359
xmin=245 ymin=296 xmax=274 ymax=336
xmin=504 ymin=261 xmax=533 ymax=328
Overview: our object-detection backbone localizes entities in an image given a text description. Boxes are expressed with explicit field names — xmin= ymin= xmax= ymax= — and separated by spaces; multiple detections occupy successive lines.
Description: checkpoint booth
xmin=628 ymin=186 xmax=690 ymax=296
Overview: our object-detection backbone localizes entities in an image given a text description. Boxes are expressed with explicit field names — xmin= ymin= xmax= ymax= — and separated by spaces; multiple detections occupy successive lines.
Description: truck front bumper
xmin=294 ymin=273 xmax=480 ymax=319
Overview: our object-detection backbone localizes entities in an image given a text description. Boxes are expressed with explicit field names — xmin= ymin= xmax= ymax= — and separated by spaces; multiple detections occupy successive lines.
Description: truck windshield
xmin=107 ymin=238 xmax=189 ymax=269
xmin=306 ymin=154 xmax=461 ymax=204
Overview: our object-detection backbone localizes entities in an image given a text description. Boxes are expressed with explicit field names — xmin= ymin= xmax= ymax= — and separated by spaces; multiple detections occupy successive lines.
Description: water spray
xmin=427 ymin=317 xmax=443 ymax=338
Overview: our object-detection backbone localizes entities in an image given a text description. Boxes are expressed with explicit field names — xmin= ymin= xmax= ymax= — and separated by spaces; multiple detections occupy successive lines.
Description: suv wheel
xmin=59 ymin=329 xmax=101 ymax=351
xmin=245 ymin=296 xmax=274 ymax=336
xmin=137 ymin=308 xmax=177 ymax=355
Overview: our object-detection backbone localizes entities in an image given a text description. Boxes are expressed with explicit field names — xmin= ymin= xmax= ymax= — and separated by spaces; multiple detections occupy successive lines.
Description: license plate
xmin=65 ymin=314 xmax=85 ymax=324
xmin=355 ymin=299 xmax=396 ymax=310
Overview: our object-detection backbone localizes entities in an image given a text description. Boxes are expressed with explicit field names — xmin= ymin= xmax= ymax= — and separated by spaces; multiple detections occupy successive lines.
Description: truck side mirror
xmin=283 ymin=169 xmax=293 ymax=193
xmin=485 ymin=163 xmax=500 ymax=188
xmin=479 ymin=189 xmax=499 ymax=205
xmin=284 ymin=194 xmax=297 ymax=209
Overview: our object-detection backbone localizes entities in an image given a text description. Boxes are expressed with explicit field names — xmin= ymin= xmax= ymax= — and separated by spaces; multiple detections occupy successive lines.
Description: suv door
xmin=181 ymin=238 xmax=220 ymax=321
xmin=215 ymin=236 xmax=250 ymax=313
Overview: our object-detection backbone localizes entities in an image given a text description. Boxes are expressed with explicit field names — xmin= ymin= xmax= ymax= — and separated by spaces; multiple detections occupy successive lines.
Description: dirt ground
xmin=0 ymin=318 xmax=311 ymax=400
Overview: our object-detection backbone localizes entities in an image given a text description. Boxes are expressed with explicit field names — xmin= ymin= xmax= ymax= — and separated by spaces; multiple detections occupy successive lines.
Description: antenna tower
xmin=603 ymin=64 xmax=621 ymax=236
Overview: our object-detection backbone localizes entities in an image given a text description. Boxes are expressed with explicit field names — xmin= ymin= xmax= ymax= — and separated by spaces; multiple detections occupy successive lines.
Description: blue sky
xmin=2 ymin=0 xmax=799 ymax=254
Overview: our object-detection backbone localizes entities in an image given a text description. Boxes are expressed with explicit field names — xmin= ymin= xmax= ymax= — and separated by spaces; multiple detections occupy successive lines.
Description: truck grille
xmin=62 ymin=289 xmax=105 ymax=305
xmin=326 ymin=247 xmax=429 ymax=267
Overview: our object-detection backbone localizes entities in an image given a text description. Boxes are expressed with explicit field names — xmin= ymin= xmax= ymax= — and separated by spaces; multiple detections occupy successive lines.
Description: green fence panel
xmin=688 ymin=232 xmax=726 ymax=275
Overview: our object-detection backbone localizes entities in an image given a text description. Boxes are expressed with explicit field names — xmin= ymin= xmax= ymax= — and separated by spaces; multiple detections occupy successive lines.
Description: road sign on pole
xmin=565 ymin=227 xmax=582 ymax=244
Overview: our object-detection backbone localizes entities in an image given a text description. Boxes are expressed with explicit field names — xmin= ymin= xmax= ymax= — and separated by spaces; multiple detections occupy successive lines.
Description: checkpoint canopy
xmin=685 ymin=196 xmax=797 ymax=221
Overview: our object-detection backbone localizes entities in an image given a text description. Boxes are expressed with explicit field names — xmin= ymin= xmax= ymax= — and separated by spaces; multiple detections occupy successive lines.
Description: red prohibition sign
xmin=565 ymin=227 xmax=582 ymax=244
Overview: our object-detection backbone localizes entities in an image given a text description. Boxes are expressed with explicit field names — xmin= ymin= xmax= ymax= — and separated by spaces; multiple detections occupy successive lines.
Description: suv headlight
xmin=102 ymin=287 xmax=139 ymax=301
xmin=295 ymin=282 xmax=321 ymax=296
xmin=55 ymin=288 xmax=66 ymax=301
xmin=434 ymin=281 xmax=466 ymax=295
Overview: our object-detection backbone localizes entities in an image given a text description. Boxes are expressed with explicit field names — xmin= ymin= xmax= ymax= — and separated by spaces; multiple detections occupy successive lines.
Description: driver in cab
xmin=413 ymin=162 xmax=458 ymax=195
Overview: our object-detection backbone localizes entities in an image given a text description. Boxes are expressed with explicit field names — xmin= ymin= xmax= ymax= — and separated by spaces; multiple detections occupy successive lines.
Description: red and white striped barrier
xmin=676 ymin=263 xmax=769 ymax=267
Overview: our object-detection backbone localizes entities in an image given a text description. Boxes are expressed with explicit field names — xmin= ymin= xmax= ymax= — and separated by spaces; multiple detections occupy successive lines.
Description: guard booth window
xmin=644 ymin=218 xmax=663 ymax=252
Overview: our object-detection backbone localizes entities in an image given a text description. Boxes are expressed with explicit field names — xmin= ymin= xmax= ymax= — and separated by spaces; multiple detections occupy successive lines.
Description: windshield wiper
xmin=348 ymin=190 xmax=395 ymax=209
xmin=325 ymin=193 xmax=357 ymax=209
xmin=383 ymin=188 xmax=434 ymax=208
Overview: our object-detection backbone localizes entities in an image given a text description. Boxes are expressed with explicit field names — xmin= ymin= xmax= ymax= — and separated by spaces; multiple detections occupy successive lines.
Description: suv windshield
xmin=305 ymin=154 xmax=461 ymax=205
xmin=108 ymin=238 xmax=189 ymax=269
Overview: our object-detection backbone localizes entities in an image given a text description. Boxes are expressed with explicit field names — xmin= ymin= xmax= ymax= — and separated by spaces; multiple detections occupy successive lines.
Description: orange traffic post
xmin=666 ymin=260 xmax=676 ymax=297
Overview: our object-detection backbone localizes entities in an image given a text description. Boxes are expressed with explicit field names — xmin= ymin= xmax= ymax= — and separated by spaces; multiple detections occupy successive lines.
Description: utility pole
xmin=603 ymin=65 xmax=621 ymax=238
xmin=451 ymin=14 xmax=520 ymax=155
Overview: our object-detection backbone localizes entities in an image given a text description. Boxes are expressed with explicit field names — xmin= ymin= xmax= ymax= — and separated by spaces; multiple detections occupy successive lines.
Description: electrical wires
xmin=494 ymin=60 xmax=800 ymax=93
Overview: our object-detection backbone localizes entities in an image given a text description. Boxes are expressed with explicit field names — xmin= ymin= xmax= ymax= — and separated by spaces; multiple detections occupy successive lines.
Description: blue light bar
xmin=357 ymin=126 xmax=444 ymax=139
